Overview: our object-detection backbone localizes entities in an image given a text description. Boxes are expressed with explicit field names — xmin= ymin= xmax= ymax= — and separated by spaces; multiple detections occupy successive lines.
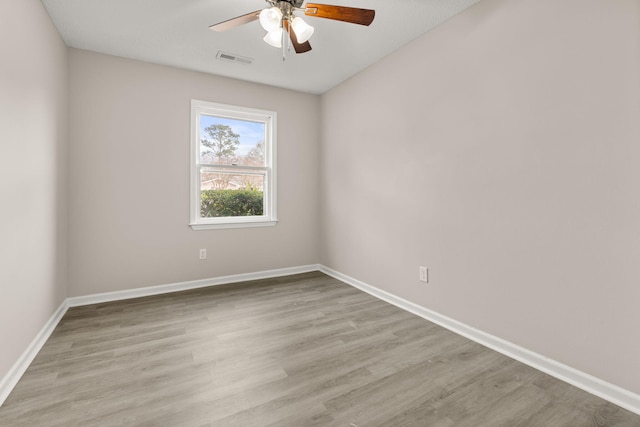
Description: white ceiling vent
xmin=216 ymin=51 xmax=253 ymax=65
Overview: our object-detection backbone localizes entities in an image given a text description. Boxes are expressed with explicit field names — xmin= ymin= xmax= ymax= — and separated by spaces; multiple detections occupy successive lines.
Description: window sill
xmin=190 ymin=219 xmax=278 ymax=230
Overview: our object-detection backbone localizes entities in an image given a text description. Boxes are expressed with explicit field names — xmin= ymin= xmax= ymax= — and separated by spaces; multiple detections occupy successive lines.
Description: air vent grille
xmin=216 ymin=51 xmax=253 ymax=65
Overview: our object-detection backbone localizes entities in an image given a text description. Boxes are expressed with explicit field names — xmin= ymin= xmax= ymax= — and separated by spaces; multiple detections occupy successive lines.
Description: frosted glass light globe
xmin=291 ymin=17 xmax=314 ymax=43
xmin=259 ymin=7 xmax=282 ymax=32
xmin=263 ymin=27 xmax=283 ymax=48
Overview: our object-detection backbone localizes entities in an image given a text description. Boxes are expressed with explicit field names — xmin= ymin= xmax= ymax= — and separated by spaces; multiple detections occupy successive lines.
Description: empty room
xmin=1 ymin=0 xmax=639 ymax=425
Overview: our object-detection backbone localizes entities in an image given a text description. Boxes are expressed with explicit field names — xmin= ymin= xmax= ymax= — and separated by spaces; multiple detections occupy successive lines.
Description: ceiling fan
xmin=210 ymin=0 xmax=375 ymax=55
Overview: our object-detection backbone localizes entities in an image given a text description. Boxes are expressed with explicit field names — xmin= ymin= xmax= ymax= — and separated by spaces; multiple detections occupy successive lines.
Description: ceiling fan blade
xmin=284 ymin=20 xmax=312 ymax=54
xmin=304 ymin=3 xmax=375 ymax=26
xmin=209 ymin=10 xmax=261 ymax=32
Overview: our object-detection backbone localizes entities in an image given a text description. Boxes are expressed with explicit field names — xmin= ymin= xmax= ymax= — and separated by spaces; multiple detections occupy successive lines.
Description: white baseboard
xmin=0 ymin=264 xmax=318 ymax=407
xmin=318 ymin=265 xmax=640 ymax=417
xmin=3 ymin=264 xmax=639 ymax=416
xmin=67 ymin=264 xmax=320 ymax=307
xmin=0 ymin=300 xmax=69 ymax=407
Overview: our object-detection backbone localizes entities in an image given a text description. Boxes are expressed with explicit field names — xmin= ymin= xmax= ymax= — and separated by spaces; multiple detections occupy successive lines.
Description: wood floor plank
xmin=1 ymin=271 xmax=638 ymax=426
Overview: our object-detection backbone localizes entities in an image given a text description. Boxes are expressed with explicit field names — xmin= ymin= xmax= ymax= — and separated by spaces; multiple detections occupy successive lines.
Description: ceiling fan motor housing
xmin=273 ymin=1 xmax=296 ymax=20
xmin=274 ymin=0 xmax=305 ymax=9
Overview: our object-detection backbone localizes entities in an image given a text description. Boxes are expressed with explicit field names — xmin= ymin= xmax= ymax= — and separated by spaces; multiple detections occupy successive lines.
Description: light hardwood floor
xmin=1 ymin=271 xmax=638 ymax=426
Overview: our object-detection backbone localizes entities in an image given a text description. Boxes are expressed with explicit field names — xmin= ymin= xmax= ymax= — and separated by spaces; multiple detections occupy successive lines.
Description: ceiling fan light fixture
xmin=291 ymin=17 xmax=314 ymax=43
xmin=210 ymin=3 xmax=375 ymax=56
xmin=259 ymin=7 xmax=282 ymax=32
xmin=263 ymin=27 xmax=283 ymax=48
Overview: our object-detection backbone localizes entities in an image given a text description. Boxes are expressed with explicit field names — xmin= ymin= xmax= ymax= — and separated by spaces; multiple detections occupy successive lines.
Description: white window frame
xmin=190 ymin=99 xmax=277 ymax=230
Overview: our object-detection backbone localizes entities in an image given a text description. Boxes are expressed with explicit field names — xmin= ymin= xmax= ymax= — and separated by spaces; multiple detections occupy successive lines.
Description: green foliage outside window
xmin=200 ymin=189 xmax=264 ymax=218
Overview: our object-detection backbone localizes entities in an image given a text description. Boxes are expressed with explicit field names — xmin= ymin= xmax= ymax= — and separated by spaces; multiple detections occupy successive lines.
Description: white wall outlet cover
xmin=419 ymin=266 xmax=428 ymax=283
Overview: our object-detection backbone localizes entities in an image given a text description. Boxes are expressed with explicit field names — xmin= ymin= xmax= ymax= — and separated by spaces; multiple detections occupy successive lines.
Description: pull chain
xmin=281 ymin=20 xmax=286 ymax=61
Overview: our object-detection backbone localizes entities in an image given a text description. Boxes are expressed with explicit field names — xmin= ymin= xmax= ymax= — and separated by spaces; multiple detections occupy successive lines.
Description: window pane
xmin=190 ymin=99 xmax=276 ymax=229
xmin=200 ymin=170 xmax=265 ymax=218
xmin=199 ymin=115 xmax=265 ymax=166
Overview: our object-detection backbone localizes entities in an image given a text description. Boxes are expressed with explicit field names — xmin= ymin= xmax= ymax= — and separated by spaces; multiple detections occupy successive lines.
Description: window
xmin=190 ymin=100 xmax=277 ymax=230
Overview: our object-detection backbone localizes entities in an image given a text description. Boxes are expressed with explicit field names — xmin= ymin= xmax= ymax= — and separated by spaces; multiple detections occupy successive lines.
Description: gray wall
xmin=319 ymin=0 xmax=640 ymax=394
xmin=0 ymin=0 xmax=68 ymax=379
xmin=68 ymin=49 xmax=321 ymax=296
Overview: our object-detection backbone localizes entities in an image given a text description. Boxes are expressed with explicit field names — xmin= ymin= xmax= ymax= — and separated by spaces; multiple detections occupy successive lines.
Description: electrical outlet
xmin=419 ymin=266 xmax=429 ymax=283
xmin=199 ymin=248 xmax=207 ymax=260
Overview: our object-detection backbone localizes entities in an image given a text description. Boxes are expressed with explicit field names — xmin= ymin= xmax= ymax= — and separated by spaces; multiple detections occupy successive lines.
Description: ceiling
xmin=41 ymin=0 xmax=480 ymax=94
